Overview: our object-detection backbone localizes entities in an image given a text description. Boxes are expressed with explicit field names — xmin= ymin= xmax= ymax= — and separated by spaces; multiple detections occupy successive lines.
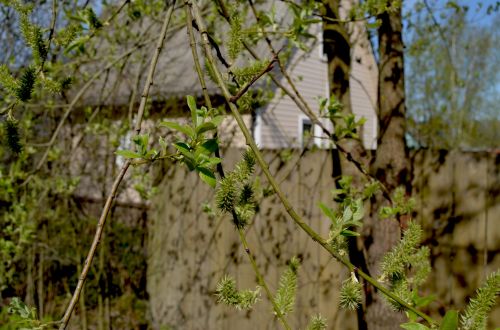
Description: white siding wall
xmin=258 ymin=19 xmax=378 ymax=150
xmin=259 ymin=24 xmax=330 ymax=149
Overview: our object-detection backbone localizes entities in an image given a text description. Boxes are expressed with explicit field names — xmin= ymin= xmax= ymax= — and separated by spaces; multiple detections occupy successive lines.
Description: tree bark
xmin=322 ymin=0 xmax=369 ymax=174
xmin=322 ymin=2 xmax=369 ymax=329
xmin=322 ymin=0 xmax=351 ymax=114
xmin=363 ymin=4 xmax=411 ymax=329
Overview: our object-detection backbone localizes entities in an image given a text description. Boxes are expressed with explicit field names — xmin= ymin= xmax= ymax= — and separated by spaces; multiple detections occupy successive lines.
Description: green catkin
xmin=4 ymin=118 xmax=22 ymax=154
xmin=274 ymin=257 xmax=300 ymax=315
xmin=86 ymin=8 xmax=103 ymax=30
xmin=460 ymin=271 xmax=500 ymax=330
xmin=387 ymin=278 xmax=412 ymax=312
xmin=215 ymin=275 xmax=260 ymax=310
xmin=381 ymin=221 xmax=422 ymax=280
xmin=216 ymin=176 xmax=237 ymax=213
xmin=306 ymin=314 xmax=327 ymax=330
xmin=239 ymin=183 xmax=254 ymax=205
xmin=16 ymin=66 xmax=36 ymax=102
xmin=0 ymin=65 xmax=19 ymax=95
xmin=339 ymin=274 xmax=362 ymax=310
xmin=242 ymin=149 xmax=256 ymax=173
xmin=228 ymin=12 xmax=243 ymax=60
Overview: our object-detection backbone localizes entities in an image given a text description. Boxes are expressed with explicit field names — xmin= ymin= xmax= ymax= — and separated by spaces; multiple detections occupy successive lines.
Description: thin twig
xmin=58 ymin=3 xmax=176 ymax=328
xmin=190 ymin=1 xmax=436 ymax=325
xmin=229 ymin=55 xmax=277 ymax=103
xmin=184 ymin=5 xmax=291 ymax=329
xmin=244 ymin=0 xmax=393 ymax=202
xmin=39 ymin=0 xmax=58 ymax=74
xmin=238 ymin=228 xmax=292 ymax=330
xmin=85 ymin=0 xmax=131 ymax=43
xmin=23 ymin=38 xmax=154 ymax=185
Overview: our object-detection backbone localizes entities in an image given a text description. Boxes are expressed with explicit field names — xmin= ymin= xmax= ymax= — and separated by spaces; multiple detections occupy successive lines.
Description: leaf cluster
xmin=379 ymin=186 xmax=415 ymax=219
xmin=322 ymin=198 xmax=363 ymax=256
xmin=319 ymin=96 xmax=367 ymax=141
xmin=160 ymin=95 xmax=222 ymax=187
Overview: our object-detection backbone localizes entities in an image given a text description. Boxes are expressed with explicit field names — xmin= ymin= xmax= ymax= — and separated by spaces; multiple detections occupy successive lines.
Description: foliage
xmin=3 ymin=297 xmax=55 ymax=329
xmin=0 ymin=0 xmax=498 ymax=329
xmin=405 ymin=2 xmax=500 ymax=149
xmin=319 ymin=96 xmax=367 ymax=141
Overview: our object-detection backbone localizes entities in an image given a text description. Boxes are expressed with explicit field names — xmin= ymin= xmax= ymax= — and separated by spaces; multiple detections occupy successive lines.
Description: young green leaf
xmin=195 ymin=122 xmax=217 ymax=135
xmin=173 ymin=141 xmax=192 ymax=156
xmin=115 ymin=150 xmax=142 ymax=159
xmin=211 ymin=115 xmax=224 ymax=127
xmin=197 ymin=167 xmax=216 ymax=188
xmin=199 ymin=139 xmax=219 ymax=154
xmin=439 ymin=310 xmax=458 ymax=330
xmin=340 ymin=229 xmax=360 ymax=237
xmin=319 ymin=202 xmax=335 ymax=221
xmin=400 ymin=323 xmax=430 ymax=330
xmin=187 ymin=95 xmax=197 ymax=125
xmin=160 ymin=121 xmax=195 ymax=139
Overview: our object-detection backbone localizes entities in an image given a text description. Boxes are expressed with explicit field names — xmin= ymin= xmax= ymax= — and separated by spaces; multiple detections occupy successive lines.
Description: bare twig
xmin=190 ymin=1 xmax=436 ymax=325
xmin=243 ymin=0 xmax=393 ymax=202
xmin=229 ymin=55 xmax=278 ymax=103
xmin=58 ymin=3 xmax=176 ymax=328
xmin=24 ymin=38 xmax=154 ymax=185
xmin=39 ymin=0 xmax=58 ymax=74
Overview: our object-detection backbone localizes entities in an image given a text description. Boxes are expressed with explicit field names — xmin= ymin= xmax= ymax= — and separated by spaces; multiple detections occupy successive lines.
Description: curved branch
xmin=185 ymin=5 xmax=291 ymax=329
xmin=189 ymin=1 xmax=437 ymax=326
xmin=58 ymin=3 xmax=176 ymax=328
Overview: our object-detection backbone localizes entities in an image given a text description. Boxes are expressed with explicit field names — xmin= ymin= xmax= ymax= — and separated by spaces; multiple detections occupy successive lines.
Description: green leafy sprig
xmin=160 ymin=95 xmax=222 ymax=187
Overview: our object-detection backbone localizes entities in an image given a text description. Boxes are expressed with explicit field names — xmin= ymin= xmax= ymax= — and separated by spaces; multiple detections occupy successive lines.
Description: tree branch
xmin=189 ymin=1 xmax=436 ymax=325
xmin=185 ymin=4 xmax=291 ymax=329
xmin=229 ymin=55 xmax=277 ymax=103
xmin=58 ymin=3 xmax=176 ymax=328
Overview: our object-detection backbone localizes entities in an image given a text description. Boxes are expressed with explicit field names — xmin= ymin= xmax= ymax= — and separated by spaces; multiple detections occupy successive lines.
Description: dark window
xmin=302 ymin=119 xmax=313 ymax=148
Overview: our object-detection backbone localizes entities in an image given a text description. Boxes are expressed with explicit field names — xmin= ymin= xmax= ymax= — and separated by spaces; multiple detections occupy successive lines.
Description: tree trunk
xmin=322 ymin=0 xmax=369 ymax=174
xmin=363 ymin=4 xmax=411 ymax=329
xmin=322 ymin=2 xmax=369 ymax=329
xmin=322 ymin=0 xmax=351 ymax=114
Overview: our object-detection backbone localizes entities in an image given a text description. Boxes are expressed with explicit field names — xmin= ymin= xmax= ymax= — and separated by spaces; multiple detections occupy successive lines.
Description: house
xmin=78 ymin=1 xmax=378 ymax=151
xmin=253 ymin=22 xmax=378 ymax=150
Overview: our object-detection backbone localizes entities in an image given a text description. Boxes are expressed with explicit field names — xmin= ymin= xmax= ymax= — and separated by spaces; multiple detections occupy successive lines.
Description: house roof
xmin=75 ymin=1 xmax=292 ymax=113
